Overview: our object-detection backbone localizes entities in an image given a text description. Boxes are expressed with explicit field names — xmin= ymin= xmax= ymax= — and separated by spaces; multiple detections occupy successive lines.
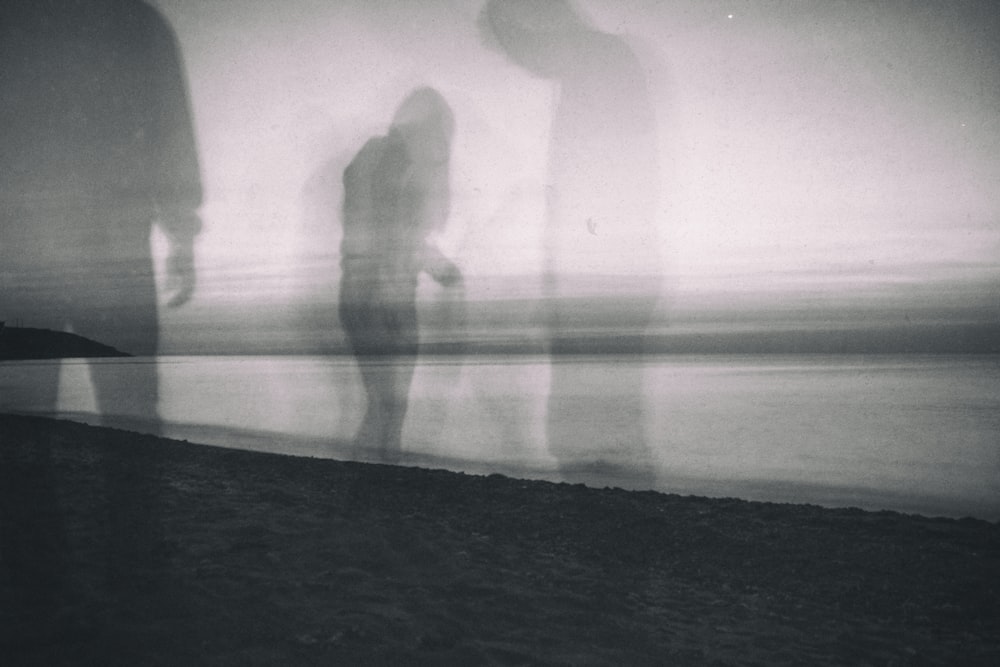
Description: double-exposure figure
xmin=0 ymin=0 xmax=201 ymax=636
xmin=0 ymin=0 xmax=201 ymax=426
xmin=340 ymin=87 xmax=461 ymax=461
xmin=480 ymin=0 xmax=662 ymax=487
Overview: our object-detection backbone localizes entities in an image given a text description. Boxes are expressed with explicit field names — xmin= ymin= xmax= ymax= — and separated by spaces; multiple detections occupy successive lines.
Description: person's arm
xmin=161 ymin=216 xmax=199 ymax=308
xmin=421 ymin=242 xmax=462 ymax=287
xmin=411 ymin=147 xmax=457 ymax=285
xmin=143 ymin=4 xmax=203 ymax=308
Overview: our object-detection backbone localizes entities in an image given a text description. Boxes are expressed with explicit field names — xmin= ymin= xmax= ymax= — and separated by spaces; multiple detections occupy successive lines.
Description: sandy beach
xmin=1 ymin=413 xmax=998 ymax=665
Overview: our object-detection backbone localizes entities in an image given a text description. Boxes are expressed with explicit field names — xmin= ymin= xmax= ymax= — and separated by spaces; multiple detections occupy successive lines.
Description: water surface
xmin=2 ymin=354 xmax=997 ymax=519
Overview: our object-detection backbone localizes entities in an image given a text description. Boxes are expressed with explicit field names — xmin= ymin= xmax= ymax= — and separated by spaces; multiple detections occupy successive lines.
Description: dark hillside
xmin=0 ymin=326 xmax=130 ymax=360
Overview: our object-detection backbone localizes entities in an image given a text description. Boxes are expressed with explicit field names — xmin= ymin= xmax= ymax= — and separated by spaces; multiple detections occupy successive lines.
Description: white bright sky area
xmin=148 ymin=0 xmax=999 ymax=334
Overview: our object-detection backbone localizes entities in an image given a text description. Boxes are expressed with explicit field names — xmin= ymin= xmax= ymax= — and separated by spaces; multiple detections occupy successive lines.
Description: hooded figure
xmin=339 ymin=87 xmax=461 ymax=460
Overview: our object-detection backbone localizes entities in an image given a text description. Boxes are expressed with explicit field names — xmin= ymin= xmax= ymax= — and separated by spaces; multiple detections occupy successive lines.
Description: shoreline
xmin=8 ymin=405 xmax=998 ymax=523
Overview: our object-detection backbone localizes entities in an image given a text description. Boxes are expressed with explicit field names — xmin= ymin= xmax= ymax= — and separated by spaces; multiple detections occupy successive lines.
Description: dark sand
xmin=1 ymin=414 xmax=998 ymax=665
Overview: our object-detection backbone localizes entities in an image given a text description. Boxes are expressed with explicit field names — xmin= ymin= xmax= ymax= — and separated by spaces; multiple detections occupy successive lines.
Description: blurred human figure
xmin=0 ymin=0 xmax=200 ymax=423
xmin=0 ymin=0 xmax=201 ymax=636
xmin=340 ymin=87 xmax=462 ymax=462
xmin=480 ymin=0 xmax=662 ymax=487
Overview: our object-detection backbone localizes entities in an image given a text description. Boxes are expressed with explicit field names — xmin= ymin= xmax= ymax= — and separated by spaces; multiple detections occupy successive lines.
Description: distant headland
xmin=0 ymin=324 xmax=130 ymax=360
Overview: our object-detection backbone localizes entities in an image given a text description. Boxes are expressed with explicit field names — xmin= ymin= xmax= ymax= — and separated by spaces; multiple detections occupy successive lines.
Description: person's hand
xmin=423 ymin=244 xmax=462 ymax=287
xmin=164 ymin=241 xmax=196 ymax=308
xmin=427 ymin=255 xmax=462 ymax=287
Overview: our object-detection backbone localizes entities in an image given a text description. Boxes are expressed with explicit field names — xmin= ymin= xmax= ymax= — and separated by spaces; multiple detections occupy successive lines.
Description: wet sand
xmin=1 ymin=414 xmax=998 ymax=665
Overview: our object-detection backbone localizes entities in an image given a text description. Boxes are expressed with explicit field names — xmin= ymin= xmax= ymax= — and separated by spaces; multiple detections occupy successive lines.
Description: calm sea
xmin=2 ymin=354 xmax=998 ymax=519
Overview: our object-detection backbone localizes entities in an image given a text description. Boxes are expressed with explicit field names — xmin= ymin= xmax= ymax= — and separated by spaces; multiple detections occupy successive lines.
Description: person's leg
xmin=0 ymin=415 xmax=80 ymax=647
xmin=0 ymin=268 xmax=95 ymax=640
xmin=351 ymin=354 xmax=416 ymax=463
xmin=70 ymin=272 xmax=165 ymax=591
xmin=0 ymin=285 xmax=67 ymax=622
xmin=380 ymin=302 xmax=419 ymax=460
xmin=377 ymin=358 xmax=415 ymax=461
xmin=341 ymin=290 xmax=391 ymax=457
xmin=340 ymin=286 xmax=419 ymax=462
xmin=545 ymin=289 xmax=660 ymax=490
xmin=354 ymin=358 xmax=389 ymax=455
xmin=72 ymin=263 xmax=160 ymax=433
xmin=0 ymin=277 xmax=63 ymax=414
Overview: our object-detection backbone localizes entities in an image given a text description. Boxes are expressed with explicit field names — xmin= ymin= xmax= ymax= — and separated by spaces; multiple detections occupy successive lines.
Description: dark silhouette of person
xmin=339 ymin=87 xmax=462 ymax=462
xmin=0 ymin=0 xmax=202 ymax=641
xmin=480 ymin=0 xmax=662 ymax=488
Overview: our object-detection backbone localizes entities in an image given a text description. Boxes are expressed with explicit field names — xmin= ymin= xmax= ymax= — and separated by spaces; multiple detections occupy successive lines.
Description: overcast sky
xmin=147 ymin=0 xmax=998 ymax=339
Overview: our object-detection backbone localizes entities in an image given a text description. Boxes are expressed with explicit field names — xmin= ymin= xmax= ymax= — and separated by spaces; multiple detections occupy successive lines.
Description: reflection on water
xmin=2 ymin=354 xmax=999 ymax=519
